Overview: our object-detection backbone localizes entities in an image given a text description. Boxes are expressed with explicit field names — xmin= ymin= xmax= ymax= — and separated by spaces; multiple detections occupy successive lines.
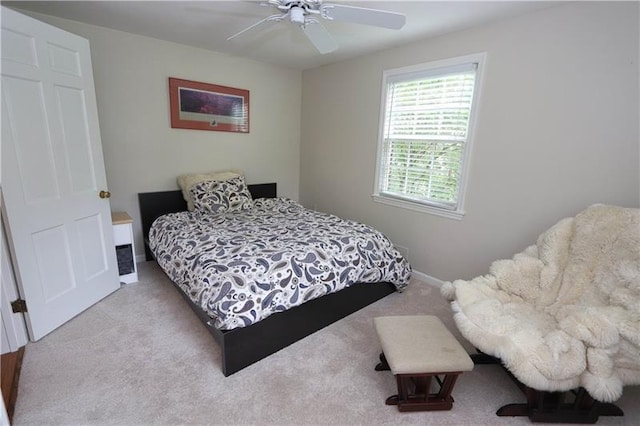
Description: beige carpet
xmin=12 ymin=262 xmax=640 ymax=425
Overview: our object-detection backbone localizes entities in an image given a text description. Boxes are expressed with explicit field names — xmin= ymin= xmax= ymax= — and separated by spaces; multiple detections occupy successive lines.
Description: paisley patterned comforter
xmin=149 ymin=198 xmax=411 ymax=330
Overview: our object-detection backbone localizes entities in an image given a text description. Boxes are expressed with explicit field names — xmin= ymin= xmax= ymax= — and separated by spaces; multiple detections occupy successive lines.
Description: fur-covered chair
xmin=442 ymin=204 xmax=639 ymax=422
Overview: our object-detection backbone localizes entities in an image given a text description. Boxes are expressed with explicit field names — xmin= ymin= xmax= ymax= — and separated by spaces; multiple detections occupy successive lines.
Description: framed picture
xmin=169 ymin=77 xmax=249 ymax=133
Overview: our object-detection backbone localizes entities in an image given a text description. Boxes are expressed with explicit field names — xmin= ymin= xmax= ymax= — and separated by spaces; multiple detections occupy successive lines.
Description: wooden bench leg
xmin=383 ymin=372 xmax=461 ymax=412
xmin=375 ymin=352 xmax=390 ymax=371
xmin=436 ymin=374 xmax=459 ymax=401
xmin=374 ymin=349 xmax=466 ymax=412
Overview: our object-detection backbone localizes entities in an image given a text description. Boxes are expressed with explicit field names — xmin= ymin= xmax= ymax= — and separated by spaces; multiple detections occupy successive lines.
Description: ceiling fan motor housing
xmin=289 ymin=6 xmax=306 ymax=24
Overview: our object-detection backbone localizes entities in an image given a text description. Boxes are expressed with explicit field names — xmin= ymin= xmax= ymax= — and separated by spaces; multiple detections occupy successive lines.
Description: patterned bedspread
xmin=149 ymin=198 xmax=411 ymax=330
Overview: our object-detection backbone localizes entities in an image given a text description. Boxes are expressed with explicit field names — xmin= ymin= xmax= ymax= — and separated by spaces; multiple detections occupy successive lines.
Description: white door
xmin=1 ymin=200 xmax=28 ymax=354
xmin=1 ymin=7 xmax=119 ymax=340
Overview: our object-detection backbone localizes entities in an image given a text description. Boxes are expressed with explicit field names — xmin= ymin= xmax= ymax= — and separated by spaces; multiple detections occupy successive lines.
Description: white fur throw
xmin=441 ymin=204 xmax=640 ymax=402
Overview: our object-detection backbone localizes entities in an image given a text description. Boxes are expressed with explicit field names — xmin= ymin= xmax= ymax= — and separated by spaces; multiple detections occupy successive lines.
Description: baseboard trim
xmin=411 ymin=270 xmax=446 ymax=288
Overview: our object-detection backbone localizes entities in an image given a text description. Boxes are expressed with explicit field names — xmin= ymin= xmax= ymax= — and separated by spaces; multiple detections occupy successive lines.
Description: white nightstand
xmin=111 ymin=211 xmax=138 ymax=284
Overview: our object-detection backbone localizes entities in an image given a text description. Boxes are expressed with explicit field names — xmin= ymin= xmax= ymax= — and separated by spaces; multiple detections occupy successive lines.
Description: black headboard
xmin=138 ymin=182 xmax=277 ymax=261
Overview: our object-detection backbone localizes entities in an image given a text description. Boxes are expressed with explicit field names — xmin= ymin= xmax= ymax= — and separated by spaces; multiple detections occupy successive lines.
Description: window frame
xmin=372 ymin=52 xmax=486 ymax=220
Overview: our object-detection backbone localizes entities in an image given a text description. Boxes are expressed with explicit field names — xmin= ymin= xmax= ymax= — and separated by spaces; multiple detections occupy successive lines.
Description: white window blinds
xmin=376 ymin=60 xmax=479 ymax=213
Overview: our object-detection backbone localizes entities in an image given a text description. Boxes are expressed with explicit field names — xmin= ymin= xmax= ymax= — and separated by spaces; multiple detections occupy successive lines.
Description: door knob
xmin=99 ymin=190 xmax=111 ymax=199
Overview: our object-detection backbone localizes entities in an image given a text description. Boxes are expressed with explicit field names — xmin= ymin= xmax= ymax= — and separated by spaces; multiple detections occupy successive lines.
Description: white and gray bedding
xmin=149 ymin=197 xmax=411 ymax=330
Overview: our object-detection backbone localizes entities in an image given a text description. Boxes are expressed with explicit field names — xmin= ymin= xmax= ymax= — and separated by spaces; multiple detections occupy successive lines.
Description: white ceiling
xmin=4 ymin=1 xmax=561 ymax=70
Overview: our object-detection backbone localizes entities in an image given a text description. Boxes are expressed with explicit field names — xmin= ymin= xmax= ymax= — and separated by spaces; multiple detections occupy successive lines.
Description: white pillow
xmin=177 ymin=170 xmax=242 ymax=211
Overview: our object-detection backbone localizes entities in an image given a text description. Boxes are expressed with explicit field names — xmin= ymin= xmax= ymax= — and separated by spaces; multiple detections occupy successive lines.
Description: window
xmin=373 ymin=53 xmax=485 ymax=219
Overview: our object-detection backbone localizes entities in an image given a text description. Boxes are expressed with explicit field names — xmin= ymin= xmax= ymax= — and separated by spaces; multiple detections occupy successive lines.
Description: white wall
xmin=300 ymin=2 xmax=640 ymax=281
xmin=20 ymin=12 xmax=303 ymax=260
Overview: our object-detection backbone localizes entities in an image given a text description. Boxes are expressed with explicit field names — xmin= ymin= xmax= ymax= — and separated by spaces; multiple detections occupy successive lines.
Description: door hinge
xmin=11 ymin=299 xmax=27 ymax=313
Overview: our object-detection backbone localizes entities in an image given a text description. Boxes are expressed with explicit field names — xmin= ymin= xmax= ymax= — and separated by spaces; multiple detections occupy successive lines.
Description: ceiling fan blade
xmin=227 ymin=14 xmax=283 ymax=41
xmin=321 ymin=4 xmax=406 ymax=30
xmin=302 ymin=21 xmax=338 ymax=54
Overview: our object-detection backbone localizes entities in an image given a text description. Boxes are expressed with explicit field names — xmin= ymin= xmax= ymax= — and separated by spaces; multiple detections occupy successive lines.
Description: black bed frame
xmin=138 ymin=183 xmax=396 ymax=376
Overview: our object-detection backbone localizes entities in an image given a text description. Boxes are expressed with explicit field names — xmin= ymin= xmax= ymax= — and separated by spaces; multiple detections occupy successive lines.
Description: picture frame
xmin=169 ymin=77 xmax=249 ymax=133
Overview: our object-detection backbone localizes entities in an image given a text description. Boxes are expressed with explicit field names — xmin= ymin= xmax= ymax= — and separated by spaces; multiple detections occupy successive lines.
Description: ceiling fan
xmin=227 ymin=0 xmax=406 ymax=54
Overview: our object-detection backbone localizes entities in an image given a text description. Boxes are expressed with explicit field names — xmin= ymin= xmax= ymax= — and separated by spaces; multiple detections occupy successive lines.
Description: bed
xmin=138 ymin=181 xmax=411 ymax=376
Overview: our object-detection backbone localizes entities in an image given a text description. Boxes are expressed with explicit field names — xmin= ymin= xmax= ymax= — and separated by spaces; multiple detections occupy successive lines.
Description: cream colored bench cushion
xmin=374 ymin=315 xmax=473 ymax=375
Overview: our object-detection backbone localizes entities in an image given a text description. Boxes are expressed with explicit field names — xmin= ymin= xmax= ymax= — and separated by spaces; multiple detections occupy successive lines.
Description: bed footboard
xmin=218 ymin=281 xmax=396 ymax=376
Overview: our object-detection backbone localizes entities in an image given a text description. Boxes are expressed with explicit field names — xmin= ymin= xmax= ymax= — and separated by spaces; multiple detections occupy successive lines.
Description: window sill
xmin=372 ymin=194 xmax=465 ymax=220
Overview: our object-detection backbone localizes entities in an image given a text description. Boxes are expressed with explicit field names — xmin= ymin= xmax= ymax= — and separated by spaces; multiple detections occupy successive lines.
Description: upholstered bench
xmin=374 ymin=315 xmax=474 ymax=412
